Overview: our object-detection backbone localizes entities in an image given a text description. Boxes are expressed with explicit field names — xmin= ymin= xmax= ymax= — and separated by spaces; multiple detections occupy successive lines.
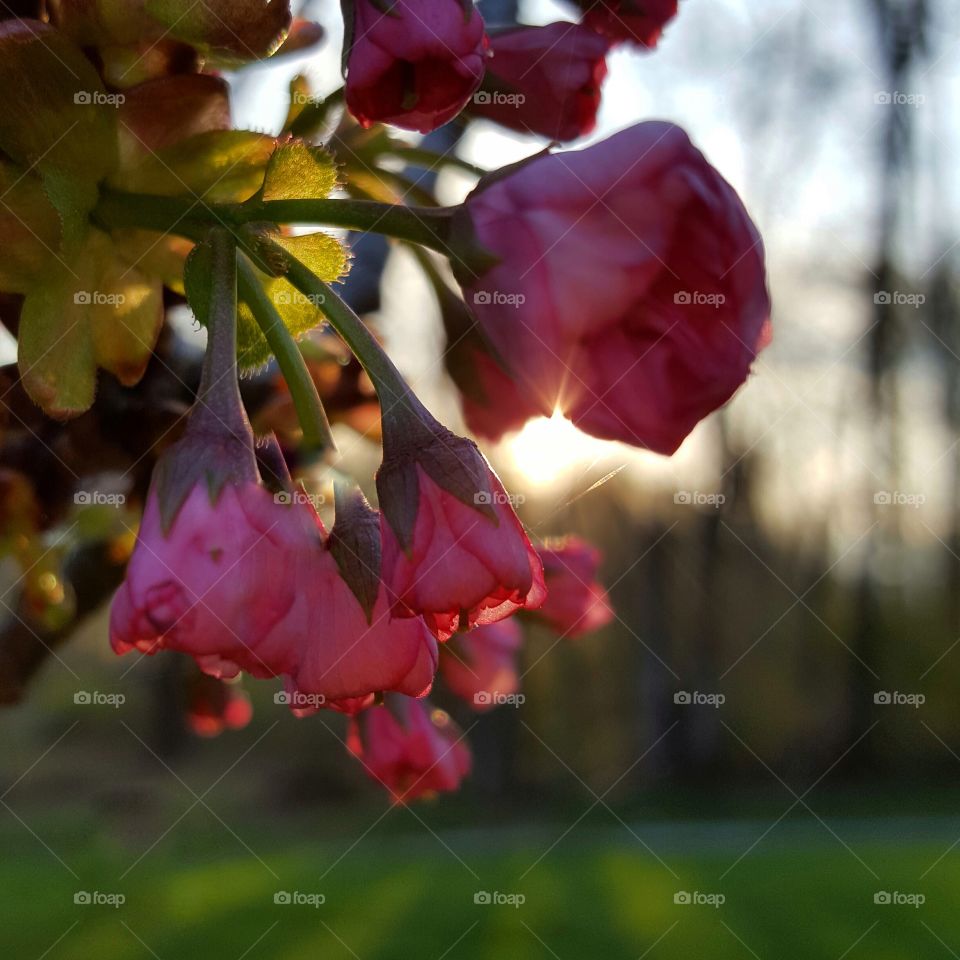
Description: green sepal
xmin=376 ymin=411 xmax=498 ymax=554
xmin=328 ymin=484 xmax=382 ymax=624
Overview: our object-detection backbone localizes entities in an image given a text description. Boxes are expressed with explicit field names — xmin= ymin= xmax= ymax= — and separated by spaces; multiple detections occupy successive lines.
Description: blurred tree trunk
xmin=843 ymin=0 xmax=927 ymax=770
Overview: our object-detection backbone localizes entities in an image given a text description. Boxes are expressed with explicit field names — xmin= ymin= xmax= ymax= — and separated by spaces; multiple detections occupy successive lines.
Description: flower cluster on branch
xmin=0 ymin=0 xmax=768 ymax=801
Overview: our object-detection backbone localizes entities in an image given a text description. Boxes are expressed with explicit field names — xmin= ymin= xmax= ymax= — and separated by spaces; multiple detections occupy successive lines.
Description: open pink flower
xmin=473 ymin=23 xmax=611 ymax=141
xmin=458 ymin=122 xmax=771 ymax=453
xmin=532 ymin=537 xmax=613 ymax=637
xmin=441 ymin=618 xmax=523 ymax=710
xmin=377 ymin=417 xmax=545 ymax=639
xmin=572 ymin=0 xmax=678 ymax=48
xmin=345 ymin=0 xmax=488 ymax=133
xmin=347 ymin=696 xmax=471 ymax=802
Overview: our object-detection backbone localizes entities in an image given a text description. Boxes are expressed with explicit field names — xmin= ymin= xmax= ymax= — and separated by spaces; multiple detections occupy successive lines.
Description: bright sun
xmin=503 ymin=412 xmax=616 ymax=488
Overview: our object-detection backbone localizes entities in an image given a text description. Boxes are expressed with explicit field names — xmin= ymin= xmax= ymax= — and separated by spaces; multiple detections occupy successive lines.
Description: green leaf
xmin=261 ymin=142 xmax=338 ymax=202
xmin=0 ymin=161 xmax=62 ymax=293
xmin=89 ymin=241 xmax=164 ymax=386
xmin=144 ymin=0 xmax=292 ymax=60
xmin=234 ymin=238 xmax=345 ymax=371
xmin=17 ymin=229 xmax=164 ymax=417
xmin=18 ymin=261 xmax=98 ymax=420
xmin=274 ymin=231 xmax=349 ymax=283
xmin=236 ymin=231 xmax=348 ymax=370
xmin=283 ymin=75 xmax=312 ymax=131
xmin=0 ymin=20 xmax=118 ymax=184
xmin=109 ymin=130 xmax=278 ymax=203
xmin=182 ymin=240 xmax=215 ymax=328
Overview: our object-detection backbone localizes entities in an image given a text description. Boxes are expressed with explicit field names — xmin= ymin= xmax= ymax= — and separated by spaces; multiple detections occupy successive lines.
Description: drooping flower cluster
xmin=0 ymin=0 xmax=773 ymax=807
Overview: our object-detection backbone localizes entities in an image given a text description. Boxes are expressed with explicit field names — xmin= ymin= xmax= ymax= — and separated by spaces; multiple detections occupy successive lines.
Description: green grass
xmin=1 ymin=813 xmax=959 ymax=959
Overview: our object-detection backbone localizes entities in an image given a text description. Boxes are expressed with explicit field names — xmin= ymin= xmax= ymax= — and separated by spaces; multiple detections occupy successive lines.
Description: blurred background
xmin=4 ymin=0 xmax=960 ymax=957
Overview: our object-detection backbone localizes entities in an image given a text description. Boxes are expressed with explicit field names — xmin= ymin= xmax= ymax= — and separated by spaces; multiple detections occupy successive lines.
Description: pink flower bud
xmin=347 ymin=696 xmax=471 ymax=802
xmin=109 ymin=481 xmax=325 ymax=680
xmin=532 ymin=537 xmax=614 ymax=637
xmin=441 ymin=618 xmax=523 ymax=710
xmin=376 ymin=415 xmax=545 ymax=639
xmin=473 ymin=23 xmax=611 ymax=142
xmin=345 ymin=0 xmax=488 ymax=133
xmin=458 ymin=122 xmax=771 ymax=453
xmin=573 ymin=0 xmax=678 ymax=48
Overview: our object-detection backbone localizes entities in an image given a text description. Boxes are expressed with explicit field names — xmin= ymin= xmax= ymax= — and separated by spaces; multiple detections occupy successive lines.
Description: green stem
xmin=94 ymin=188 xmax=455 ymax=254
xmin=385 ymin=145 xmax=487 ymax=179
xmin=236 ymin=256 xmax=336 ymax=457
xmin=193 ymin=227 xmax=246 ymax=433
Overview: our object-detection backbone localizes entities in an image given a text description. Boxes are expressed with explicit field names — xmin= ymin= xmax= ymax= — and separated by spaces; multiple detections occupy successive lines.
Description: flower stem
xmin=236 ymin=255 xmax=337 ymax=458
xmin=280 ymin=251 xmax=415 ymax=414
xmin=194 ymin=227 xmax=247 ymax=434
xmin=94 ymin=188 xmax=456 ymax=255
